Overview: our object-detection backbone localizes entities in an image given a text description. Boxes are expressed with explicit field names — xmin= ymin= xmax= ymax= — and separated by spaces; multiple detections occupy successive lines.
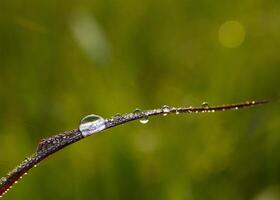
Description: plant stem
xmin=0 ymin=100 xmax=268 ymax=197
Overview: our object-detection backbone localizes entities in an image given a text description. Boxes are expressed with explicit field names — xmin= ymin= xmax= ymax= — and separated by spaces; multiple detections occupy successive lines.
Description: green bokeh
xmin=0 ymin=0 xmax=279 ymax=199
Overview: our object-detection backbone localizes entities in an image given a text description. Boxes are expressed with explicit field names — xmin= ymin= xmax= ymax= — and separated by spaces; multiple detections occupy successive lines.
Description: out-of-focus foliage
xmin=0 ymin=0 xmax=279 ymax=199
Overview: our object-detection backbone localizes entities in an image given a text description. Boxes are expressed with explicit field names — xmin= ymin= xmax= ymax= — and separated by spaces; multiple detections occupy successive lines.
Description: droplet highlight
xmin=79 ymin=114 xmax=106 ymax=137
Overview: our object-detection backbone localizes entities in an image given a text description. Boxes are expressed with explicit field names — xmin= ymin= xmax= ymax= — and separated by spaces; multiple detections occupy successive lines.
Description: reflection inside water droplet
xmin=79 ymin=114 xmax=106 ymax=137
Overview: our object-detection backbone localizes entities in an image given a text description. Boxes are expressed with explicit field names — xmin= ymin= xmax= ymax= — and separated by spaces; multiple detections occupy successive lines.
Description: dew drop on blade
xmin=140 ymin=115 xmax=149 ymax=124
xmin=187 ymin=106 xmax=193 ymax=113
xmin=201 ymin=102 xmax=209 ymax=107
xmin=133 ymin=108 xmax=141 ymax=114
xmin=114 ymin=113 xmax=121 ymax=117
xmin=79 ymin=114 xmax=106 ymax=137
xmin=162 ymin=105 xmax=170 ymax=116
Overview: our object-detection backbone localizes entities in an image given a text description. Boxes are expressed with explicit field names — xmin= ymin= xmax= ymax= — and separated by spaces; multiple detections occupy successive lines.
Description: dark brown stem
xmin=0 ymin=100 xmax=268 ymax=197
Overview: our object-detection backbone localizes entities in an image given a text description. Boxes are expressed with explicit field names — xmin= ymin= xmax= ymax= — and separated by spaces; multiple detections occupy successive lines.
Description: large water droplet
xmin=79 ymin=114 xmax=106 ymax=137
xmin=162 ymin=105 xmax=170 ymax=116
xmin=140 ymin=115 xmax=149 ymax=124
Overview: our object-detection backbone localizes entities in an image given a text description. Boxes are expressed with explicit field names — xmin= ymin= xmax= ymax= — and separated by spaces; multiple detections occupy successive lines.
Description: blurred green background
xmin=0 ymin=0 xmax=279 ymax=199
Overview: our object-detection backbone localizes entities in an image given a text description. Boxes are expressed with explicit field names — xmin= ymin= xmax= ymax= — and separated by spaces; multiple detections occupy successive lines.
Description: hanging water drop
xmin=79 ymin=114 xmax=106 ymax=137
xmin=175 ymin=109 xmax=180 ymax=115
xmin=140 ymin=115 xmax=149 ymax=124
xmin=162 ymin=105 xmax=170 ymax=116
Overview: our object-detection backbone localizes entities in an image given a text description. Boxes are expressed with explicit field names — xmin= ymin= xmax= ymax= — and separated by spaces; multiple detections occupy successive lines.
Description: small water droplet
xmin=34 ymin=164 xmax=37 ymax=168
xmin=162 ymin=105 xmax=170 ymax=116
xmin=133 ymin=108 xmax=141 ymax=114
xmin=115 ymin=113 xmax=121 ymax=117
xmin=175 ymin=109 xmax=180 ymax=115
xmin=201 ymin=102 xmax=209 ymax=107
xmin=235 ymin=107 xmax=238 ymax=110
xmin=79 ymin=114 xmax=106 ymax=137
xmin=140 ymin=115 xmax=149 ymax=124
xmin=187 ymin=106 xmax=193 ymax=113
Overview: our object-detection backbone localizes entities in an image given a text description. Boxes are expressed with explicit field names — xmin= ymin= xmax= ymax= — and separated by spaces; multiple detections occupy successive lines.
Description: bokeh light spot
xmin=70 ymin=11 xmax=111 ymax=64
xmin=218 ymin=20 xmax=246 ymax=48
